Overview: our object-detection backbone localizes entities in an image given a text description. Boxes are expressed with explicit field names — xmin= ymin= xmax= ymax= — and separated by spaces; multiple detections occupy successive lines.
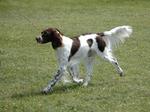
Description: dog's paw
xmin=119 ymin=71 xmax=124 ymax=77
xmin=42 ymin=87 xmax=53 ymax=95
xmin=83 ymin=82 xmax=88 ymax=87
xmin=73 ymin=78 xmax=84 ymax=84
xmin=117 ymin=68 xmax=124 ymax=77
xmin=118 ymin=69 xmax=124 ymax=77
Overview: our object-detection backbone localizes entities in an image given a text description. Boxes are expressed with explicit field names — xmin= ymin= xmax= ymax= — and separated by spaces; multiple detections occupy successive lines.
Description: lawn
xmin=0 ymin=0 xmax=150 ymax=112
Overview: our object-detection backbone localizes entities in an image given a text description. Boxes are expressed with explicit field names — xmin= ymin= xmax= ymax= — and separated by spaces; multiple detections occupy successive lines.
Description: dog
xmin=36 ymin=25 xmax=133 ymax=94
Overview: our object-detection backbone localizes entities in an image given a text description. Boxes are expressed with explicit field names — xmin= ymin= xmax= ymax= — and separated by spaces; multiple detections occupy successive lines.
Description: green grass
xmin=0 ymin=0 xmax=150 ymax=111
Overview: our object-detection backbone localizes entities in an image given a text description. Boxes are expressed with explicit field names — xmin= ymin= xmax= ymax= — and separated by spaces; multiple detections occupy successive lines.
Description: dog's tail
xmin=103 ymin=25 xmax=133 ymax=48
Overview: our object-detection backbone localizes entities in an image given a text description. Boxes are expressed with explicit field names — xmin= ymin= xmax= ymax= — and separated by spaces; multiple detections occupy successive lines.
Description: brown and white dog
xmin=36 ymin=26 xmax=132 ymax=94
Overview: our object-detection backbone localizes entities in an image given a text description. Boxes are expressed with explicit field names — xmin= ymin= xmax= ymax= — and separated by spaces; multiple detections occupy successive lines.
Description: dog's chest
xmin=56 ymin=37 xmax=73 ymax=64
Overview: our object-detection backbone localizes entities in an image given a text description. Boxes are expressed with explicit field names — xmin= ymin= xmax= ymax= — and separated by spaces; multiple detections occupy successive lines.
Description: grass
xmin=0 ymin=0 xmax=150 ymax=111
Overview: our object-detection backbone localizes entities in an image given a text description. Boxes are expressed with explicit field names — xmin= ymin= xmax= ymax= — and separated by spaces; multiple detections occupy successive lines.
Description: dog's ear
xmin=55 ymin=28 xmax=63 ymax=36
xmin=51 ymin=28 xmax=63 ymax=49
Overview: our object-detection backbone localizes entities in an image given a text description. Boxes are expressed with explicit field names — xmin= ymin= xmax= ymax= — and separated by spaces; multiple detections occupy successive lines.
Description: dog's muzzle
xmin=36 ymin=36 xmax=43 ymax=43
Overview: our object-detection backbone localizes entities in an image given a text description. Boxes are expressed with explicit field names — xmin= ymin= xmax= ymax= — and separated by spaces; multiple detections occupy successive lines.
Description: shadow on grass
xmin=11 ymin=84 xmax=81 ymax=99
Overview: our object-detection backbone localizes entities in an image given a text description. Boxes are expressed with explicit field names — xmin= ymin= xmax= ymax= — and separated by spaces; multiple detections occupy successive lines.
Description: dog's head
xmin=36 ymin=28 xmax=63 ymax=49
xmin=36 ymin=28 xmax=63 ymax=44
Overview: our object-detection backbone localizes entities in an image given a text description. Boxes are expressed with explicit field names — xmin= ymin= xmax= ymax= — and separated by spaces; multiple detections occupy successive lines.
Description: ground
xmin=0 ymin=0 xmax=150 ymax=112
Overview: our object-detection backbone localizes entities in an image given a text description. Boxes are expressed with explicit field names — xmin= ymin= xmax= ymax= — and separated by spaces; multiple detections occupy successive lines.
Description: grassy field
xmin=0 ymin=0 xmax=150 ymax=112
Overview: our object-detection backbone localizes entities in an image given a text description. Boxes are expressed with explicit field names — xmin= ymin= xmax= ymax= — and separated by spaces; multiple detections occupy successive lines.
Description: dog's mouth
xmin=36 ymin=36 xmax=43 ymax=44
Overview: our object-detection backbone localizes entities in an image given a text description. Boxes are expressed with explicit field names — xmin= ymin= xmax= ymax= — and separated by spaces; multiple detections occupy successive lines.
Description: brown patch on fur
xmin=68 ymin=37 xmax=80 ymax=61
xmin=50 ymin=29 xmax=63 ymax=49
xmin=51 ymin=37 xmax=63 ymax=49
xmin=96 ymin=34 xmax=106 ymax=52
xmin=87 ymin=39 xmax=93 ymax=47
xmin=97 ymin=32 xmax=105 ymax=37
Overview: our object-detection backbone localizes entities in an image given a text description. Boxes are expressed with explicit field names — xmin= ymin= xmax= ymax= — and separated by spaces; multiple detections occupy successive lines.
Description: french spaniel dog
xmin=36 ymin=25 xmax=132 ymax=94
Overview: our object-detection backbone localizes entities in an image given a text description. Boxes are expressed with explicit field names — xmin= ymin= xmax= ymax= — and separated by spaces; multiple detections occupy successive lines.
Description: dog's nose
xmin=36 ymin=36 xmax=43 ymax=44
xmin=36 ymin=37 xmax=39 ymax=42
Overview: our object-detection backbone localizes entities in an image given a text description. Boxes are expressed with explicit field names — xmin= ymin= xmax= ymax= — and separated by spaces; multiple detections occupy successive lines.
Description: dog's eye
xmin=41 ymin=32 xmax=44 ymax=34
xmin=41 ymin=31 xmax=48 ymax=34
xmin=42 ymin=31 xmax=50 ymax=37
xmin=41 ymin=31 xmax=46 ymax=35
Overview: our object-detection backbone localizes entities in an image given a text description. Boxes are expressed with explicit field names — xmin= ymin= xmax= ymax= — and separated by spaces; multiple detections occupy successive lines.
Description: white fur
xmin=104 ymin=26 xmax=133 ymax=48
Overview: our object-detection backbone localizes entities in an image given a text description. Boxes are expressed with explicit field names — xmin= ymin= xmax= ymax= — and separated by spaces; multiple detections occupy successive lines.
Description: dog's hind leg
xmin=68 ymin=64 xmax=83 ymax=84
xmin=83 ymin=56 xmax=94 ymax=86
xmin=105 ymin=55 xmax=123 ymax=76
xmin=97 ymin=49 xmax=124 ymax=76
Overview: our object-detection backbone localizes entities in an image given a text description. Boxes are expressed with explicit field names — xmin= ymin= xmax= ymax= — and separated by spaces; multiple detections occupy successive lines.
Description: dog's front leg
xmin=42 ymin=67 xmax=66 ymax=94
